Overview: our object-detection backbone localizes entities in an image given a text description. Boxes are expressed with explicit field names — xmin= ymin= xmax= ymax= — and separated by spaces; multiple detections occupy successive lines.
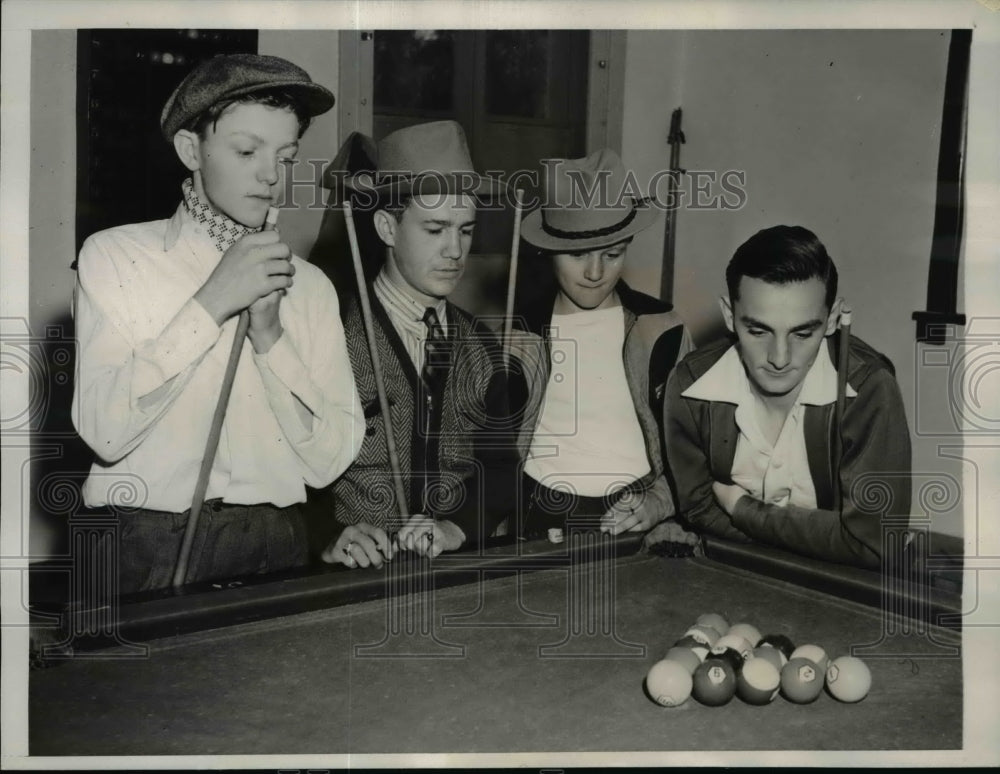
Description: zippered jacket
xmin=665 ymin=335 xmax=912 ymax=568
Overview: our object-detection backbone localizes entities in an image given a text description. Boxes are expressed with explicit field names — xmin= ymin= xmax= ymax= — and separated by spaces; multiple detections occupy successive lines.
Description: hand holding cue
xmin=172 ymin=206 xmax=280 ymax=588
xmin=502 ymin=188 xmax=525 ymax=369
xmin=341 ymin=201 xmax=411 ymax=546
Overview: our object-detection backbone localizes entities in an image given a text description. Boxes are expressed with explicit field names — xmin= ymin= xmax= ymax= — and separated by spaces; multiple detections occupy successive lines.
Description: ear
xmin=824 ymin=297 xmax=844 ymax=336
xmin=719 ymin=294 xmax=735 ymax=334
xmin=373 ymin=209 xmax=397 ymax=248
xmin=173 ymin=130 xmax=201 ymax=172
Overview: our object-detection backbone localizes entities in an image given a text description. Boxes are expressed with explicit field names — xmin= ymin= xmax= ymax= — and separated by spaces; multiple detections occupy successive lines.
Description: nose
xmin=257 ymin=154 xmax=280 ymax=186
xmin=583 ymin=253 xmax=604 ymax=282
xmin=442 ymin=228 xmax=463 ymax=261
xmin=767 ymin=337 xmax=791 ymax=370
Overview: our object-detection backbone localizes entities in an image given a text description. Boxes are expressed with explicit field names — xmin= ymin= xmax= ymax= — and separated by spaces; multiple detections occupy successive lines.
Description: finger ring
xmin=344 ymin=541 xmax=354 ymax=555
xmin=426 ymin=531 xmax=434 ymax=543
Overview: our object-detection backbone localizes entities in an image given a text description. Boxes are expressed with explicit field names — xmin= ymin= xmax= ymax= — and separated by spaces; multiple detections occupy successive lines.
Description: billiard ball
xmin=737 ymin=656 xmax=781 ymax=705
xmin=674 ymin=636 xmax=709 ymax=662
xmin=684 ymin=624 xmax=722 ymax=647
xmin=646 ymin=659 xmax=694 ymax=707
xmin=696 ymin=613 xmax=730 ymax=635
xmin=692 ymin=660 xmax=737 ymax=706
xmin=726 ymin=622 xmax=763 ymax=647
xmin=665 ymin=646 xmax=702 ymax=675
xmin=759 ymin=633 xmax=796 ymax=660
xmin=790 ymin=644 xmax=830 ymax=672
xmin=753 ymin=644 xmax=787 ymax=672
xmin=712 ymin=633 xmax=753 ymax=661
xmin=705 ymin=647 xmax=744 ymax=675
xmin=826 ymin=656 xmax=872 ymax=703
xmin=780 ymin=657 xmax=825 ymax=704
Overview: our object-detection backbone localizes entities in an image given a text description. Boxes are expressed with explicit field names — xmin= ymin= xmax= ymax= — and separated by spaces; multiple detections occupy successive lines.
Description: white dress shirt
xmin=72 ymin=204 xmax=365 ymax=511
xmin=681 ymin=344 xmax=856 ymax=509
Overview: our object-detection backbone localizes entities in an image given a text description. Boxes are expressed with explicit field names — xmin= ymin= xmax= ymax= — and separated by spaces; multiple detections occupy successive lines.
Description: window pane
xmin=374 ymin=30 xmax=454 ymax=112
xmin=485 ymin=31 xmax=549 ymax=118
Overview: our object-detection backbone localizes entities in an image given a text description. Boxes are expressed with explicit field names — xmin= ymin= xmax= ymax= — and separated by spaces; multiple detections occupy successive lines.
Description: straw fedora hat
xmin=520 ymin=149 xmax=661 ymax=251
xmin=327 ymin=120 xmax=502 ymax=200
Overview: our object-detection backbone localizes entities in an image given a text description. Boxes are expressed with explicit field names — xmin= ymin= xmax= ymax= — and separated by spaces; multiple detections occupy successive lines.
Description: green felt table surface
xmin=30 ymin=546 xmax=961 ymax=755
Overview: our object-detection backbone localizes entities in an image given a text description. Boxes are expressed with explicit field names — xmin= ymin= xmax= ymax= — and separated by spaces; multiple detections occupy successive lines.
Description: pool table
xmin=29 ymin=530 xmax=963 ymax=755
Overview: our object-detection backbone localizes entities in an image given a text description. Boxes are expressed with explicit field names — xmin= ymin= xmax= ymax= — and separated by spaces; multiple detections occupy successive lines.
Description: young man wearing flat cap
xmin=511 ymin=149 xmax=697 ymax=547
xmin=72 ymin=54 xmax=364 ymax=592
xmin=319 ymin=120 xmax=519 ymax=568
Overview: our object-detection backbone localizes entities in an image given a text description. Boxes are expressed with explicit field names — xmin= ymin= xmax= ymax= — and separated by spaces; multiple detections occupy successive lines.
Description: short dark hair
xmin=379 ymin=193 xmax=414 ymax=223
xmin=726 ymin=225 xmax=838 ymax=310
xmin=185 ymin=88 xmax=312 ymax=139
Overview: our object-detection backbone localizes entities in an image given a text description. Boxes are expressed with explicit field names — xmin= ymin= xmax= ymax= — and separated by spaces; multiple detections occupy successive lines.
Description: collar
xmin=373 ymin=270 xmax=448 ymax=329
xmin=682 ymin=342 xmax=856 ymax=406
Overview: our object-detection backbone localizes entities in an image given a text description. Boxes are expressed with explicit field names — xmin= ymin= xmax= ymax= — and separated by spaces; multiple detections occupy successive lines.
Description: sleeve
xmin=252 ymin=270 xmax=365 ymax=488
xmin=728 ymin=369 xmax=911 ymax=569
xmin=71 ymin=233 xmax=222 ymax=463
xmin=663 ymin=366 xmax=751 ymax=543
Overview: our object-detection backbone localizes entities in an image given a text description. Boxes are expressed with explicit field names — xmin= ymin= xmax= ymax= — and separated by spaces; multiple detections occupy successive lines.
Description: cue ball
xmin=826 ymin=656 xmax=872 ymax=703
xmin=712 ymin=633 xmax=753 ymax=661
xmin=646 ymin=659 xmax=693 ymax=707
xmin=780 ymin=657 xmax=825 ymax=704
xmin=665 ymin=646 xmax=703 ymax=675
xmin=726 ymin=622 xmax=763 ymax=647
xmin=759 ymin=633 xmax=796 ymax=660
xmin=684 ymin=624 xmax=722 ymax=647
xmin=692 ymin=660 xmax=737 ymax=706
xmin=737 ymin=656 xmax=781 ymax=705
xmin=790 ymin=644 xmax=830 ymax=672
xmin=753 ymin=645 xmax=787 ymax=671
xmin=696 ymin=613 xmax=730 ymax=635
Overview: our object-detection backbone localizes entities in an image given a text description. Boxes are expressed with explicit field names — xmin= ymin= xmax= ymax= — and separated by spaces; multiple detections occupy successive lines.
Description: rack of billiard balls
xmin=645 ymin=613 xmax=872 ymax=708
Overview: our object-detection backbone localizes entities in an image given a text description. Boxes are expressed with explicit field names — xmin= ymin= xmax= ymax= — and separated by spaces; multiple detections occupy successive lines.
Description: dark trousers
xmin=518 ymin=473 xmax=632 ymax=538
xmin=117 ymin=501 xmax=308 ymax=593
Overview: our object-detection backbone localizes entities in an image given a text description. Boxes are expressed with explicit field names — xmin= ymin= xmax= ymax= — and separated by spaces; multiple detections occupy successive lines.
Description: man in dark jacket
xmin=663 ymin=225 xmax=911 ymax=568
xmin=320 ymin=121 xmax=519 ymax=568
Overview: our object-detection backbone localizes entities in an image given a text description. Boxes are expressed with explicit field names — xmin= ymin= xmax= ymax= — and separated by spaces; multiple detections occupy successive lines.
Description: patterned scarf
xmin=182 ymin=177 xmax=258 ymax=253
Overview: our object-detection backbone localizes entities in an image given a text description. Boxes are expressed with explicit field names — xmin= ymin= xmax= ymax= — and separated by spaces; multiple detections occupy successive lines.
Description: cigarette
xmin=263 ymin=206 xmax=280 ymax=231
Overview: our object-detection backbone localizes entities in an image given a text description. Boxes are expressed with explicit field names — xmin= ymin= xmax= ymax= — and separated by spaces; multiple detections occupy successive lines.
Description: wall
xmin=618 ymin=29 xmax=960 ymax=536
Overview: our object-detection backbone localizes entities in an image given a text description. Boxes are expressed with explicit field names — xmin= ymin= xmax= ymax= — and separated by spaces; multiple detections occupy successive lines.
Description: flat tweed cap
xmin=160 ymin=53 xmax=335 ymax=140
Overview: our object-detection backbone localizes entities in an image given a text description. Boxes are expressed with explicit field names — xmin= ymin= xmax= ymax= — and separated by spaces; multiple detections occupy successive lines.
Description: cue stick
xmin=172 ymin=206 xmax=280 ymax=588
xmin=501 ymin=188 xmax=525 ymax=369
xmin=832 ymin=306 xmax=852 ymax=514
xmin=342 ymin=200 xmax=411 ymax=526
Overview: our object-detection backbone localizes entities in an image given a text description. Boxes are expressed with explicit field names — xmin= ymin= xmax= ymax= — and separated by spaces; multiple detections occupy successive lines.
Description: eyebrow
xmin=740 ymin=315 xmax=824 ymax=333
xmin=228 ymin=131 xmax=299 ymax=152
xmin=422 ymin=217 xmax=477 ymax=228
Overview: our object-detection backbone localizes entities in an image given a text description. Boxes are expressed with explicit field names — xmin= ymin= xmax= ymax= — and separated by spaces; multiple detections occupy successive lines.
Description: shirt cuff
xmin=253 ymin=333 xmax=325 ymax=418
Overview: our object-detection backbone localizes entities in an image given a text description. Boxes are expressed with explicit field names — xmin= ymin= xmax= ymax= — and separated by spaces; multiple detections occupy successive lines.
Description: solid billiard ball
xmin=713 ymin=633 xmax=753 ymax=661
xmin=780 ymin=657 xmax=825 ymax=704
xmin=737 ymin=656 xmax=781 ymax=705
xmin=705 ymin=647 xmax=744 ymax=675
xmin=759 ymin=633 xmax=796 ymax=660
xmin=684 ymin=624 xmax=722 ymax=647
xmin=826 ymin=656 xmax=872 ymax=703
xmin=696 ymin=613 xmax=730 ymax=635
xmin=665 ymin=646 xmax=702 ymax=675
xmin=790 ymin=644 xmax=830 ymax=673
xmin=646 ymin=659 xmax=694 ymax=707
xmin=726 ymin=622 xmax=763 ymax=647
xmin=753 ymin=645 xmax=787 ymax=672
xmin=692 ymin=660 xmax=737 ymax=706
